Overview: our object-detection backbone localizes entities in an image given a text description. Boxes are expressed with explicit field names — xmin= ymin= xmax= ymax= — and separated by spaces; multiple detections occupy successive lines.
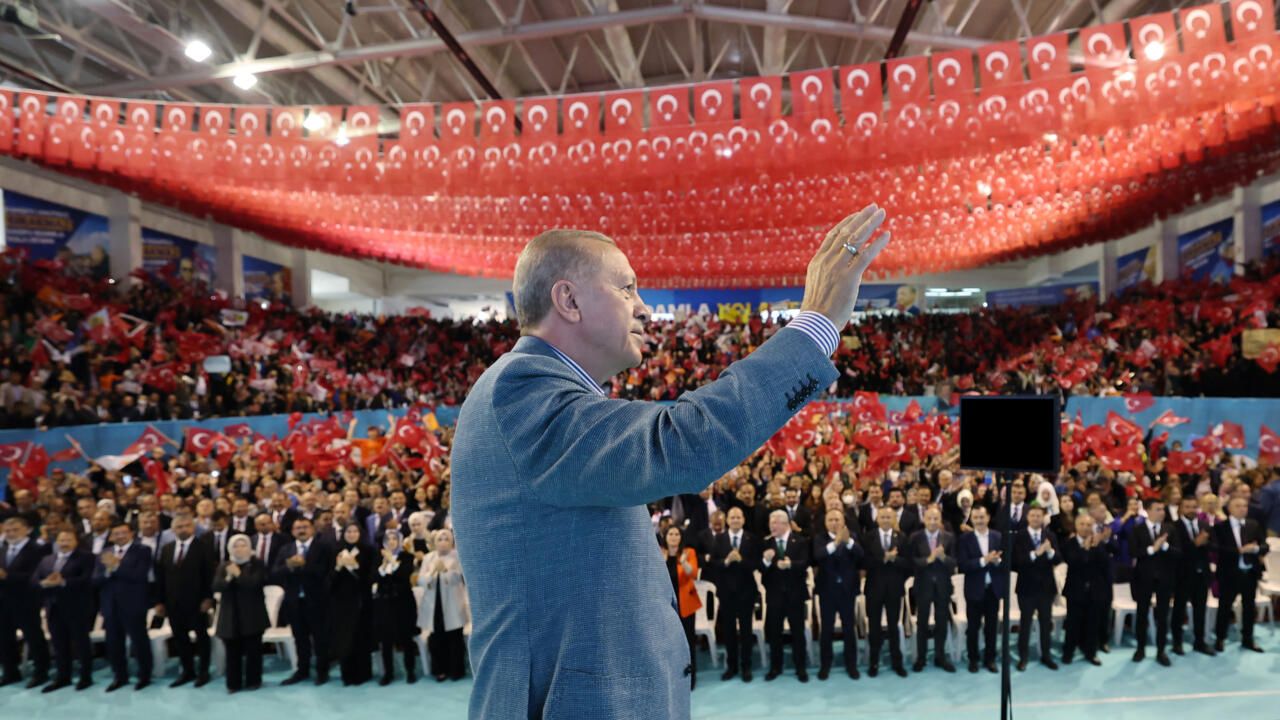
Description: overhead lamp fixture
xmin=233 ymin=72 xmax=257 ymax=90
xmin=184 ymin=39 xmax=212 ymax=62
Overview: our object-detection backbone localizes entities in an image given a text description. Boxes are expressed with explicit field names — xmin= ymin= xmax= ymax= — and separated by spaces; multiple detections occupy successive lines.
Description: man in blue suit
xmin=956 ymin=505 xmax=1007 ymax=674
xmin=93 ymin=522 xmax=153 ymax=691
xmin=33 ymin=529 xmax=96 ymax=691
xmin=452 ymin=206 xmax=890 ymax=719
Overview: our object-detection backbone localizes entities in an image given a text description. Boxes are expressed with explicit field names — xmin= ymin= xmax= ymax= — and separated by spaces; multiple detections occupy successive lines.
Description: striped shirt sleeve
xmin=786 ymin=311 xmax=842 ymax=357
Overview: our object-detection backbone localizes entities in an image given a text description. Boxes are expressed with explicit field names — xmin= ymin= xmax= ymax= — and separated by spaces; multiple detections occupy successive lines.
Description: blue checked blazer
xmin=451 ymin=325 xmax=839 ymax=720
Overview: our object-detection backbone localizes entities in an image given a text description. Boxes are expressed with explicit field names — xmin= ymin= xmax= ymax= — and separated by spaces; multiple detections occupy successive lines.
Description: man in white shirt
xmin=957 ymin=506 xmax=1006 ymax=673
xmin=1129 ymin=499 xmax=1179 ymax=666
xmin=1212 ymin=497 xmax=1267 ymax=653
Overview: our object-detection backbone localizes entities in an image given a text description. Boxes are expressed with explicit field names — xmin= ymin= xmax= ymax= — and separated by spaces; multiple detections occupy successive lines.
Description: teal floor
xmin=2 ymin=626 xmax=1276 ymax=719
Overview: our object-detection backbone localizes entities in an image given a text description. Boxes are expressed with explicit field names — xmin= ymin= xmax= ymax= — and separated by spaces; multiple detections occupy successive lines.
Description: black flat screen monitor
xmin=959 ymin=395 xmax=1060 ymax=474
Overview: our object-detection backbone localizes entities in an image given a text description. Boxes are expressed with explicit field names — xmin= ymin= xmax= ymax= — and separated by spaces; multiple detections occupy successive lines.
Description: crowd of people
xmin=0 ymin=394 xmax=1276 ymax=694
xmin=3 ymin=250 xmax=1279 ymax=431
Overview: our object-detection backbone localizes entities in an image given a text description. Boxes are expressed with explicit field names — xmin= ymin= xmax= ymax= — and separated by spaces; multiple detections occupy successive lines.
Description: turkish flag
xmin=561 ymin=94 xmax=600 ymax=140
xmin=399 ymin=104 xmax=435 ymax=150
xmin=1080 ymin=22 xmax=1129 ymax=66
xmin=142 ymin=457 xmax=170 ymax=494
xmin=1180 ymin=4 xmax=1228 ymax=56
xmin=1106 ymin=410 xmax=1143 ymax=441
xmin=521 ymin=98 xmax=558 ymax=141
xmin=271 ymin=107 xmax=305 ymax=139
xmin=1192 ymin=434 xmax=1224 ymax=455
xmin=790 ymin=69 xmax=836 ymax=118
xmin=0 ymin=441 xmax=33 ymax=466
xmin=479 ymin=100 xmax=516 ymax=143
xmin=852 ymin=391 xmax=888 ymax=423
xmin=439 ymin=102 xmax=475 ymax=150
xmin=977 ymin=41 xmax=1021 ymax=87
xmin=223 ymin=423 xmax=258 ymax=440
xmin=1167 ymin=450 xmax=1208 ymax=474
xmin=1256 ymin=343 xmax=1280 ymax=373
xmin=1229 ymin=0 xmax=1274 ymax=40
xmin=739 ymin=76 xmax=783 ymax=126
xmin=186 ymin=427 xmax=229 ymax=458
xmin=236 ymin=106 xmax=267 ymax=142
xmin=17 ymin=93 xmax=47 ymax=158
xmin=693 ymin=81 xmax=734 ymax=126
xmin=1130 ymin=12 xmax=1177 ymax=68
xmin=304 ymin=106 xmax=341 ymax=139
xmin=648 ymin=87 xmax=689 ymax=128
xmin=0 ymin=91 xmax=13 ymax=153
xmin=392 ymin=417 xmax=426 ymax=449
xmin=931 ymin=49 xmax=975 ymax=99
xmin=1213 ymin=421 xmax=1246 ymax=449
xmin=886 ymin=56 xmax=929 ymax=105
xmin=1123 ymin=393 xmax=1155 ymax=413
xmin=198 ymin=105 xmax=231 ymax=138
xmin=602 ymin=91 xmax=644 ymax=136
xmin=124 ymin=425 xmax=176 ymax=456
xmin=1150 ymin=409 xmax=1190 ymax=427
xmin=43 ymin=96 xmax=82 ymax=164
xmin=1259 ymin=425 xmax=1280 ymax=465
xmin=838 ymin=63 xmax=882 ymax=117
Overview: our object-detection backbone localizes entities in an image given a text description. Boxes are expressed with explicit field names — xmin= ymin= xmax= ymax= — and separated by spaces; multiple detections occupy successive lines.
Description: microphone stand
xmin=998 ymin=471 xmax=1014 ymax=720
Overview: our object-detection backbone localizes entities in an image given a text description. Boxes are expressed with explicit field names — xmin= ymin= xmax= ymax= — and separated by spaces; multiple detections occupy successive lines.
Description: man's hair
xmin=512 ymin=229 xmax=616 ymax=332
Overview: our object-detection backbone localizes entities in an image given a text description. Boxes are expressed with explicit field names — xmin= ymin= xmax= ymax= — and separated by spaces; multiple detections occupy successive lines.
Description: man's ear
xmin=550 ymin=280 xmax=581 ymax=322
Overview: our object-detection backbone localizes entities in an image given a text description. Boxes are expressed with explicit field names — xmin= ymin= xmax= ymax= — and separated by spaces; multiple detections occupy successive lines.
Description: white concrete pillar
xmin=290 ymin=249 xmax=312 ymax=309
xmin=106 ymin=191 xmax=142 ymax=285
xmin=211 ymin=223 xmax=243 ymax=298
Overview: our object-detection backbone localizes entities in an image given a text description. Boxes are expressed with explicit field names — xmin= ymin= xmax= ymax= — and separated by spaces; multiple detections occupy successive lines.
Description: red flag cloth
xmin=141 ymin=364 xmax=178 ymax=393
xmin=399 ymin=104 xmax=435 ymax=150
xmin=885 ymin=56 xmax=929 ymax=105
xmin=184 ymin=427 xmax=230 ymax=457
xmin=1191 ymin=435 xmax=1224 ymax=455
xmin=223 ymin=423 xmax=258 ymax=440
xmin=1180 ymin=4 xmax=1229 ymax=56
xmin=1026 ymin=34 xmax=1070 ymax=80
xmin=521 ymin=98 xmax=557 ymax=141
xmin=1123 ymin=393 xmax=1155 ymax=414
xmin=1256 ymin=344 xmax=1280 ymax=373
xmin=693 ymin=81 xmax=734 ymax=126
xmin=50 ymin=447 xmax=81 ymax=463
xmin=977 ymin=41 xmax=1022 ymax=87
xmin=739 ymin=76 xmax=783 ymax=126
xmin=1149 ymin=431 xmax=1169 ymax=456
xmin=852 ymin=392 xmax=888 ymax=423
xmin=1202 ymin=334 xmax=1235 ymax=368
xmin=1106 ymin=411 xmax=1143 ymax=442
xmin=439 ymin=102 xmax=476 ymax=150
xmin=789 ymin=69 xmax=836 ymax=118
xmin=142 ymin=457 xmax=170 ymax=494
xmin=649 ymin=87 xmax=690 ymax=128
xmin=1259 ymin=425 xmax=1280 ymax=465
xmin=1213 ymin=421 xmax=1246 ymax=449
xmin=1167 ymin=450 xmax=1209 ymax=474
xmin=561 ymin=94 xmax=600 ymax=141
xmin=931 ymin=49 xmax=976 ymax=100
xmin=1150 ymin=409 xmax=1190 ymax=427
xmin=124 ymin=425 xmax=176 ymax=456
xmin=602 ymin=91 xmax=644 ymax=136
xmin=1229 ymin=0 xmax=1274 ymax=40
xmin=478 ymin=100 xmax=516 ymax=143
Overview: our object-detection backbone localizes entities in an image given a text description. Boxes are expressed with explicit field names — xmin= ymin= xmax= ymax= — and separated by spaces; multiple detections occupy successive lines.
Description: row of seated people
xmin=663 ymin=495 xmax=1271 ymax=685
xmin=0 ymin=512 xmax=469 ymax=694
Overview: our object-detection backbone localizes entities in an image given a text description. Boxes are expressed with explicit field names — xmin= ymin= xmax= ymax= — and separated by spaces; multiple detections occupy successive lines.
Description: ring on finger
xmin=842 ymin=242 xmax=860 ymax=259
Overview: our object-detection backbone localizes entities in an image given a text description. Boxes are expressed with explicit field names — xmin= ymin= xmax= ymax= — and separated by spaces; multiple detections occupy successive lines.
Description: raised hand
xmin=800 ymin=205 xmax=892 ymax=328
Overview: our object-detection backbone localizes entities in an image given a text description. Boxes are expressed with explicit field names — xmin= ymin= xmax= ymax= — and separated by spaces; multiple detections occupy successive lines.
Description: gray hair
xmin=511 ymin=229 xmax=615 ymax=332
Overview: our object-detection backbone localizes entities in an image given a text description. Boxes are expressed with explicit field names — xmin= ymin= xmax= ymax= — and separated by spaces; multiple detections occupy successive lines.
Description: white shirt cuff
xmin=787 ymin=311 xmax=841 ymax=357
xmin=826 ymin=541 xmax=838 ymax=554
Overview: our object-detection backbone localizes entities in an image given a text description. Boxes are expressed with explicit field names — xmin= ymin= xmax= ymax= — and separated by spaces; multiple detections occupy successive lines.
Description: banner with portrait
xmin=142 ymin=227 xmax=217 ymax=285
xmin=2 ymin=189 xmax=110 ymax=277
xmin=1178 ymin=218 xmax=1235 ymax=282
xmin=1115 ymin=246 xmax=1154 ymax=294
xmin=1262 ymin=199 xmax=1280 ymax=258
xmin=242 ymin=255 xmax=291 ymax=302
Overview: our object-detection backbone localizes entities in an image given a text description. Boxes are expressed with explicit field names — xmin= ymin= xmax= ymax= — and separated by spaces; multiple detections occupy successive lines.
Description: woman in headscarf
xmin=406 ymin=512 xmax=434 ymax=563
xmin=373 ymin=529 xmax=419 ymax=685
xmin=329 ymin=522 xmax=374 ymax=686
xmin=212 ymin=534 xmax=268 ymax=694
xmin=416 ymin=528 xmax=468 ymax=681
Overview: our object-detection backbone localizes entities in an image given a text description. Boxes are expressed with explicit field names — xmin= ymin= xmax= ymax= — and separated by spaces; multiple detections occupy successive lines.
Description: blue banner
xmin=1178 ymin=218 xmax=1235 ymax=283
xmin=1263 ymin=199 xmax=1280 ymax=258
xmin=2 ymin=190 xmax=110 ymax=277
xmin=142 ymin=228 xmax=217 ymax=285
xmin=242 ymin=255 xmax=291 ymax=302
xmin=986 ymin=281 xmax=1099 ymax=308
xmin=556 ymin=284 xmax=922 ymax=321
xmin=1115 ymin=246 xmax=1154 ymax=294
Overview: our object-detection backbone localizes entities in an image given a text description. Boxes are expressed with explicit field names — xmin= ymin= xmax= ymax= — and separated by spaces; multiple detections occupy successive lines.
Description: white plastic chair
xmin=210 ymin=592 xmax=225 ymax=676
xmin=1111 ymin=582 xmax=1138 ymax=647
xmin=693 ymin=580 xmax=724 ymax=668
xmin=948 ymin=574 xmax=968 ymax=664
xmin=261 ymin=586 xmax=297 ymax=670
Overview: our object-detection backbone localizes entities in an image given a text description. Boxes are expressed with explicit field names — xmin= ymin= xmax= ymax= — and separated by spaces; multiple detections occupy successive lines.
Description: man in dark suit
xmin=0 ymin=516 xmax=51 ymax=688
xmin=781 ymin=487 xmax=812 ymax=536
xmin=1014 ymin=506 xmax=1061 ymax=670
xmin=887 ymin=488 xmax=919 ymax=536
xmin=902 ymin=485 xmax=934 ymax=540
xmin=228 ymin=497 xmax=254 ymax=535
xmin=695 ymin=510 xmax=726 ymax=576
xmin=863 ymin=506 xmax=910 ymax=677
xmin=93 ymin=522 xmax=154 ymax=691
xmin=1129 ymin=498 xmax=1180 ymax=666
xmin=957 ymin=505 xmax=1006 ymax=673
xmin=812 ymin=508 xmax=862 ymax=680
xmin=994 ymin=480 xmax=1029 ymax=535
xmin=732 ymin=484 xmax=770 ymax=539
xmin=1213 ymin=496 xmax=1268 ymax=653
xmin=269 ymin=494 xmax=299 ymax=538
xmin=858 ymin=483 xmax=885 ymax=531
xmin=272 ymin=516 xmax=335 ymax=685
xmin=908 ymin=507 xmax=956 ymax=672
xmin=1061 ymin=514 xmax=1108 ymax=666
xmin=1170 ymin=495 xmax=1214 ymax=656
xmin=252 ymin=513 xmax=288 ymax=574
xmin=710 ymin=507 xmax=760 ymax=682
xmin=32 ymin=529 xmax=95 ymax=691
xmin=203 ymin=511 xmax=232 ymax=565
xmin=155 ymin=514 xmax=216 ymax=687
xmin=760 ymin=509 xmax=810 ymax=682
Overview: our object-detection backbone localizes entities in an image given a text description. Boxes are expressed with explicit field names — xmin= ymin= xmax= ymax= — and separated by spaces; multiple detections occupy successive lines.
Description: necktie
xmin=175 ymin=541 xmax=186 ymax=566
xmin=259 ymin=536 xmax=268 ymax=561
xmin=54 ymin=554 xmax=67 ymax=573
xmin=776 ymin=538 xmax=785 ymax=556
xmin=1153 ymin=523 xmax=1161 ymax=538
xmin=1032 ymin=531 xmax=1040 ymax=546
xmin=1190 ymin=519 xmax=1198 ymax=536
xmin=732 ymin=534 xmax=739 ymax=550
xmin=882 ymin=531 xmax=890 ymax=550
xmin=928 ymin=533 xmax=937 ymax=552
xmin=5 ymin=544 xmax=15 ymax=565
xmin=1012 ymin=506 xmax=1020 ymax=523
xmin=115 ymin=546 xmax=125 ymax=558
